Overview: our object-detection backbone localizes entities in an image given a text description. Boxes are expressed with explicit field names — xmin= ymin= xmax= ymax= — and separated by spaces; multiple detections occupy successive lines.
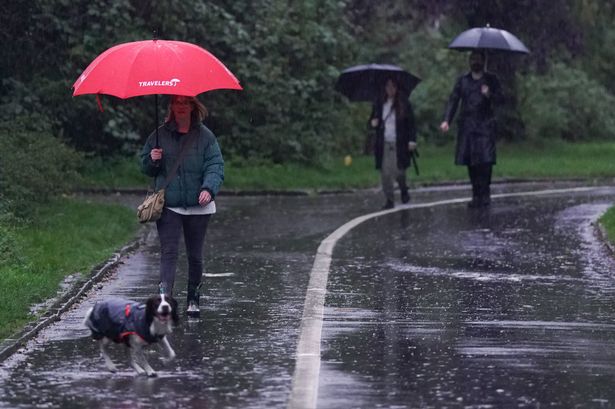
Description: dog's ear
xmin=169 ymin=296 xmax=180 ymax=325
xmin=145 ymin=296 xmax=158 ymax=324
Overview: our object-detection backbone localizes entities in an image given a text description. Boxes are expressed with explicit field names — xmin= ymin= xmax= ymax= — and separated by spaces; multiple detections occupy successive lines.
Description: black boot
xmin=477 ymin=165 xmax=492 ymax=207
xmin=467 ymin=166 xmax=481 ymax=208
xmin=397 ymin=176 xmax=410 ymax=204
xmin=186 ymin=282 xmax=202 ymax=317
xmin=478 ymin=180 xmax=491 ymax=207
xmin=468 ymin=197 xmax=480 ymax=208
xmin=401 ymin=189 xmax=410 ymax=204
xmin=480 ymin=192 xmax=491 ymax=207
xmin=467 ymin=184 xmax=480 ymax=208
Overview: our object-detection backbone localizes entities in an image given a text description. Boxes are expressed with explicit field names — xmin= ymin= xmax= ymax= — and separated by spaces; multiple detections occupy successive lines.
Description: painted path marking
xmin=287 ymin=186 xmax=606 ymax=409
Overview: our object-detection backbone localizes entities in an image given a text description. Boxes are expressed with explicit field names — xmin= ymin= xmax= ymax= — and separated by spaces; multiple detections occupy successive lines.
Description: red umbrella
xmin=72 ymin=39 xmax=242 ymax=98
xmin=72 ymin=39 xmax=242 ymax=147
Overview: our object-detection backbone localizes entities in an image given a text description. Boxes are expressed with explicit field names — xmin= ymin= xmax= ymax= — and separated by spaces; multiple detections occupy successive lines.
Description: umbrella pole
xmin=155 ymin=94 xmax=159 ymax=148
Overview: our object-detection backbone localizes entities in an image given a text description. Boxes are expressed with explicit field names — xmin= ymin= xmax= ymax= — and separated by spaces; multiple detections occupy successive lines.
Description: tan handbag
xmin=137 ymin=134 xmax=195 ymax=223
xmin=137 ymin=189 xmax=166 ymax=223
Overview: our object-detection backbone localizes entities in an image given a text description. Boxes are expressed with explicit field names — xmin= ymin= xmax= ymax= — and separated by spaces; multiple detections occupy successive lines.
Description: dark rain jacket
xmin=370 ymin=99 xmax=417 ymax=170
xmin=443 ymin=71 xmax=502 ymax=166
xmin=86 ymin=298 xmax=162 ymax=344
xmin=140 ymin=121 xmax=224 ymax=207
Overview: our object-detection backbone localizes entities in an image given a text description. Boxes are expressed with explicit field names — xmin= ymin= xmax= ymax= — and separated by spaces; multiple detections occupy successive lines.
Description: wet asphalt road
xmin=1 ymin=183 xmax=615 ymax=408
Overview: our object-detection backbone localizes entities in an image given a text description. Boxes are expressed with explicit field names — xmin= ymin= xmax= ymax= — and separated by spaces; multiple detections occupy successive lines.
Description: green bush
xmin=0 ymin=115 xmax=83 ymax=217
xmin=2 ymin=0 xmax=358 ymax=164
xmin=518 ymin=62 xmax=615 ymax=141
xmin=0 ymin=206 xmax=18 ymax=267
xmin=359 ymin=26 xmax=467 ymax=146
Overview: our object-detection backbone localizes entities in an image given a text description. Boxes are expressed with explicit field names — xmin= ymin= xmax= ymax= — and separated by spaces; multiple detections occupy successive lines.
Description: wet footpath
xmin=1 ymin=182 xmax=615 ymax=408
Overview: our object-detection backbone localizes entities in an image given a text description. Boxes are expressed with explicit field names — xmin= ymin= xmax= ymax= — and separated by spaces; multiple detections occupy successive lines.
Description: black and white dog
xmin=83 ymin=294 xmax=179 ymax=377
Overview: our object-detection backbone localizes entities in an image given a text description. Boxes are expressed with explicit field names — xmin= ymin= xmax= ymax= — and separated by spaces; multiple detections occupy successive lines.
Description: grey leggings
xmin=156 ymin=208 xmax=211 ymax=295
xmin=381 ymin=141 xmax=407 ymax=202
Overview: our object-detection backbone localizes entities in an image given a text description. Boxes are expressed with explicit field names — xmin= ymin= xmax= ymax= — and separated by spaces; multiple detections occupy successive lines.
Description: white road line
xmin=287 ymin=185 xmax=604 ymax=409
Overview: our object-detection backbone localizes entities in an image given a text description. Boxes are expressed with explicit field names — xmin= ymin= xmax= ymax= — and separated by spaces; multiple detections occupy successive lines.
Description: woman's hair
xmin=382 ymin=78 xmax=406 ymax=119
xmin=165 ymin=95 xmax=208 ymax=124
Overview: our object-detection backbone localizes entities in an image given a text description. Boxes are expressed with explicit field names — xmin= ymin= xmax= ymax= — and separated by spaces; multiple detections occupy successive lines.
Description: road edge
xmin=287 ymin=185 xmax=608 ymax=409
xmin=0 ymin=226 xmax=152 ymax=363
xmin=595 ymin=222 xmax=615 ymax=256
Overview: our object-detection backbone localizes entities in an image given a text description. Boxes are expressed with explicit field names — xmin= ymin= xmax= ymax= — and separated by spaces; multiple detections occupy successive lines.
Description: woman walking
xmin=140 ymin=95 xmax=224 ymax=317
xmin=369 ymin=78 xmax=417 ymax=209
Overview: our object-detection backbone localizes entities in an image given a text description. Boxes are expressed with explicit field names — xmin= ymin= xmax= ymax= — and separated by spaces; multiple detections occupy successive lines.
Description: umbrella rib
xmin=168 ymin=42 xmax=187 ymax=96
xmin=121 ymin=41 xmax=150 ymax=99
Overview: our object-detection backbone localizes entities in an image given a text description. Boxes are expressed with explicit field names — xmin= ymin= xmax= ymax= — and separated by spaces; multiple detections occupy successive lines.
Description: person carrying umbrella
xmin=440 ymin=50 xmax=502 ymax=208
xmin=73 ymin=39 xmax=242 ymax=318
xmin=140 ymin=95 xmax=224 ymax=317
xmin=369 ymin=77 xmax=418 ymax=209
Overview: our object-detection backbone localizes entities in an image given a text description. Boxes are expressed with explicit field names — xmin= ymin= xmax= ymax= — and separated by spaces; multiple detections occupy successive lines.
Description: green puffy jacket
xmin=140 ymin=121 xmax=224 ymax=207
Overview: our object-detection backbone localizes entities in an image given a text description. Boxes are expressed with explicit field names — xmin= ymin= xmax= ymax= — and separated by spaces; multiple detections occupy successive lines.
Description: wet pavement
xmin=1 ymin=182 xmax=615 ymax=408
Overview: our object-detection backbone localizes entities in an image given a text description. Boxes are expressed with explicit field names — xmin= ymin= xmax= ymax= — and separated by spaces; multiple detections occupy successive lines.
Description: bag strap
xmin=382 ymin=102 xmax=394 ymax=122
xmin=149 ymin=133 xmax=196 ymax=192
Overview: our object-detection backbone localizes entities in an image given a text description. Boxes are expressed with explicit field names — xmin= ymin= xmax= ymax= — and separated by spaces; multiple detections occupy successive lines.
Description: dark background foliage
xmin=2 ymin=0 xmax=615 ymax=215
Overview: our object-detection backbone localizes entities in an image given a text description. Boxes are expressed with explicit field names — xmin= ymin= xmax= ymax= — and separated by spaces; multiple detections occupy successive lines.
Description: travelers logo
xmin=138 ymin=78 xmax=181 ymax=87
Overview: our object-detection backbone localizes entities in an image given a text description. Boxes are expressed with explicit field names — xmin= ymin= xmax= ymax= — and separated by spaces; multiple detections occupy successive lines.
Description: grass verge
xmin=0 ymin=197 xmax=138 ymax=339
xmin=79 ymin=141 xmax=615 ymax=191
xmin=599 ymin=206 xmax=615 ymax=246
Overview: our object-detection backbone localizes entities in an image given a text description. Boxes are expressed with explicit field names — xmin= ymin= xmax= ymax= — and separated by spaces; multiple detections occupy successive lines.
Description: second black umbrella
xmin=335 ymin=64 xmax=421 ymax=102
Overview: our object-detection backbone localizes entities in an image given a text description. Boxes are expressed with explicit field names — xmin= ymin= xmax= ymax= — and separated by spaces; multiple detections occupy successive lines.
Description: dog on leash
xmin=83 ymin=294 xmax=179 ymax=377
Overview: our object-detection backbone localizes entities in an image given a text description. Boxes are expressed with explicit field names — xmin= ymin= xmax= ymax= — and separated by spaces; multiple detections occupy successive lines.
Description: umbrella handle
xmin=410 ymin=150 xmax=420 ymax=176
xmin=152 ymin=140 xmax=161 ymax=166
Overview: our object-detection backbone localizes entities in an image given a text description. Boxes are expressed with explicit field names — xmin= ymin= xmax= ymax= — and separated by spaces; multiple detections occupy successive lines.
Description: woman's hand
xmin=199 ymin=190 xmax=212 ymax=206
xmin=440 ymin=121 xmax=449 ymax=132
xmin=370 ymin=118 xmax=379 ymax=128
xmin=408 ymin=142 xmax=417 ymax=151
xmin=150 ymin=148 xmax=163 ymax=161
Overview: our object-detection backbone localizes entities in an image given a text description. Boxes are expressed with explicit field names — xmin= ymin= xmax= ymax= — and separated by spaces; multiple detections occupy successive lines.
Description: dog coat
xmin=86 ymin=298 xmax=163 ymax=344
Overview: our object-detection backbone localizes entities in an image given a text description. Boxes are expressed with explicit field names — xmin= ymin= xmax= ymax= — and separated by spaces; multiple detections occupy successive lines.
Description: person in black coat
xmin=369 ymin=78 xmax=418 ymax=209
xmin=440 ymin=50 xmax=502 ymax=208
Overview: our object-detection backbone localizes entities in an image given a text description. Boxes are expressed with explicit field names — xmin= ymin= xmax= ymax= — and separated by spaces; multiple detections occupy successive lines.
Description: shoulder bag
xmin=137 ymin=134 xmax=195 ymax=223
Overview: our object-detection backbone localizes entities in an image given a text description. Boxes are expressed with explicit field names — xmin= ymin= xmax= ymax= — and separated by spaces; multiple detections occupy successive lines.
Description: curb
xmin=595 ymin=222 xmax=615 ymax=257
xmin=76 ymin=187 xmax=347 ymax=196
xmin=74 ymin=177 xmax=612 ymax=197
xmin=0 ymin=226 xmax=152 ymax=363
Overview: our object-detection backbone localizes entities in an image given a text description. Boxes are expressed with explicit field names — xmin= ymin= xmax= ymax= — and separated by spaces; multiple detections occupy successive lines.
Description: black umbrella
xmin=336 ymin=64 xmax=421 ymax=175
xmin=335 ymin=64 xmax=421 ymax=102
xmin=448 ymin=25 xmax=530 ymax=54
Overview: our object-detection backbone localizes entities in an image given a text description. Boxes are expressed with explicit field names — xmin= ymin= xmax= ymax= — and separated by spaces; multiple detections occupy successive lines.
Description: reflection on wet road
xmin=320 ymin=189 xmax=615 ymax=408
xmin=0 ymin=193 xmax=378 ymax=409
xmin=0 ymin=184 xmax=614 ymax=408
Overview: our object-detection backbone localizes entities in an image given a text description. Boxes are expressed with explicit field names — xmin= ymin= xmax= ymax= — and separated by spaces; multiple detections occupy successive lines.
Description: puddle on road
xmin=320 ymin=192 xmax=615 ymax=409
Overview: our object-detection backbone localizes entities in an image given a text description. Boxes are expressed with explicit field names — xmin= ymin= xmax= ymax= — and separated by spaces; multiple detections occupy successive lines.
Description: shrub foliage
xmin=0 ymin=115 xmax=83 ymax=217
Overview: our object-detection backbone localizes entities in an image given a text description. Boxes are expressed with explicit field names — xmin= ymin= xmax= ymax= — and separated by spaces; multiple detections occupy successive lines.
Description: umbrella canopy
xmin=335 ymin=64 xmax=421 ymax=102
xmin=72 ymin=39 xmax=242 ymax=98
xmin=448 ymin=25 xmax=530 ymax=54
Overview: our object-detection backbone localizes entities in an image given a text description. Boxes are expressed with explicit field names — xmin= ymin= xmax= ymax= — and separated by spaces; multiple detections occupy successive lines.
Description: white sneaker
xmin=187 ymin=301 xmax=200 ymax=318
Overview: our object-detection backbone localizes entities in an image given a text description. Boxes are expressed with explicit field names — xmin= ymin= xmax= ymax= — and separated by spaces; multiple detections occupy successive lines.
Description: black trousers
xmin=156 ymin=208 xmax=211 ymax=297
xmin=468 ymin=164 xmax=492 ymax=202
